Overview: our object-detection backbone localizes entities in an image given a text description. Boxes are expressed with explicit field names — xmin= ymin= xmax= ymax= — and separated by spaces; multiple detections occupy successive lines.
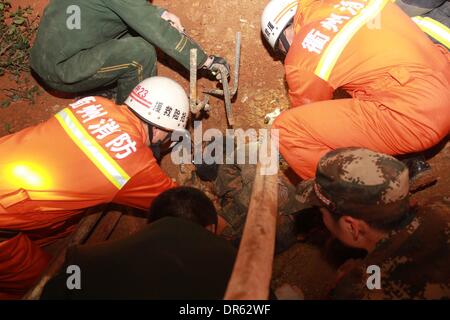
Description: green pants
xmin=44 ymin=36 xmax=157 ymax=104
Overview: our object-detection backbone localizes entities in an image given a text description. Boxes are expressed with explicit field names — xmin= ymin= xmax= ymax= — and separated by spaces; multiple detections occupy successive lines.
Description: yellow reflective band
xmin=412 ymin=16 xmax=450 ymax=49
xmin=55 ymin=108 xmax=130 ymax=189
xmin=315 ymin=0 xmax=390 ymax=81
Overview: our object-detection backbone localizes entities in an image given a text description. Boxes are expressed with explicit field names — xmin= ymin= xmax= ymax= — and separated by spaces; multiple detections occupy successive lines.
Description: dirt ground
xmin=1 ymin=0 xmax=449 ymax=299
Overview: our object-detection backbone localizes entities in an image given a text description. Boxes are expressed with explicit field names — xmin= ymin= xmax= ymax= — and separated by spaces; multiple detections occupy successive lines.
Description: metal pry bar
xmin=206 ymin=32 xmax=241 ymax=127
xmin=207 ymin=32 xmax=241 ymax=97
xmin=189 ymin=48 xmax=209 ymax=115
xmin=189 ymin=48 xmax=198 ymax=113
xmin=189 ymin=32 xmax=241 ymax=127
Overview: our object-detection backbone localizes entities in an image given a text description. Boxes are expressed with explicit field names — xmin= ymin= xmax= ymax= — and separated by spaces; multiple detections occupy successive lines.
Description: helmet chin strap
xmin=278 ymin=21 xmax=293 ymax=54
xmin=148 ymin=124 xmax=161 ymax=162
xmin=279 ymin=30 xmax=291 ymax=54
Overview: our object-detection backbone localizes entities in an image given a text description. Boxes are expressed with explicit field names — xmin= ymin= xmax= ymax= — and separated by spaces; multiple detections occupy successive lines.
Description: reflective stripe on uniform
xmin=55 ymin=108 xmax=130 ymax=189
xmin=315 ymin=0 xmax=390 ymax=81
xmin=412 ymin=16 xmax=450 ymax=49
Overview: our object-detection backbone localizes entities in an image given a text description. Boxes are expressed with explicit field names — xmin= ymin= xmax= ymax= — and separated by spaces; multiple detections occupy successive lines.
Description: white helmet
xmin=261 ymin=0 xmax=298 ymax=49
xmin=125 ymin=76 xmax=189 ymax=131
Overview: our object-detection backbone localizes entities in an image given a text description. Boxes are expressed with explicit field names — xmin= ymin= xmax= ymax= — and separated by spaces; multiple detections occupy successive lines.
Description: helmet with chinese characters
xmin=125 ymin=76 xmax=190 ymax=132
xmin=261 ymin=0 xmax=298 ymax=49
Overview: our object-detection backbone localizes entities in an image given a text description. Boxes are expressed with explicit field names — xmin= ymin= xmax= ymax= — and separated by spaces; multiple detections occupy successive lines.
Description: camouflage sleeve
xmin=105 ymin=0 xmax=208 ymax=70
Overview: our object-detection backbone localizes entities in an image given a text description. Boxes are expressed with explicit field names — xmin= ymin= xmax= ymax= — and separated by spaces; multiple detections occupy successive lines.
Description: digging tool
xmin=190 ymin=32 xmax=241 ymax=127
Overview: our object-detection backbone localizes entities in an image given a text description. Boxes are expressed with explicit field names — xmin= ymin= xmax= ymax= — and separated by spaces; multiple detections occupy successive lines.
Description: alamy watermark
xmin=170 ymin=121 xmax=280 ymax=176
xmin=366 ymin=265 xmax=381 ymax=290
xmin=66 ymin=265 xmax=81 ymax=290
xmin=66 ymin=5 xmax=81 ymax=30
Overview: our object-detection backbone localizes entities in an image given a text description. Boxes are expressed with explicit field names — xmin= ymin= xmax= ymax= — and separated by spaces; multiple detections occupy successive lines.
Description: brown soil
xmin=1 ymin=0 xmax=448 ymax=300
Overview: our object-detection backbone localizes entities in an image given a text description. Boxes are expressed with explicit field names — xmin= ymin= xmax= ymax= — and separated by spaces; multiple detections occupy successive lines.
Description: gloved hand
xmin=203 ymin=55 xmax=230 ymax=81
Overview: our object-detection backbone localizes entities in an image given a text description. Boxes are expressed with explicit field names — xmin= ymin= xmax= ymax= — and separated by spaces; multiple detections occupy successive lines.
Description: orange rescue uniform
xmin=0 ymin=96 xmax=176 ymax=298
xmin=273 ymin=0 xmax=450 ymax=179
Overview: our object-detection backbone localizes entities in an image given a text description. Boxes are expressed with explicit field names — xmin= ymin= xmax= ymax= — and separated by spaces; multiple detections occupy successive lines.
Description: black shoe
xmin=402 ymin=156 xmax=437 ymax=192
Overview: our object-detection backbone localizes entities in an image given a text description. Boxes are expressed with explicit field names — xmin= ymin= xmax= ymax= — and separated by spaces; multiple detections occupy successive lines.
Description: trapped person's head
xmin=148 ymin=187 xmax=218 ymax=232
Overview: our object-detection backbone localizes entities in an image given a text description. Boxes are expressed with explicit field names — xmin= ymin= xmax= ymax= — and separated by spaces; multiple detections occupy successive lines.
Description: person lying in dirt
xmin=261 ymin=0 xmax=450 ymax=190
xmin=0 ymin=76 xmax=189 ymax=299
xmin=184 ymin=140 xmax=307 ymax=253
xmin=40 ymin=187 xmax=237 ymax=300
xmin=30 ymin=0 xmax=229 ymax=104
xmin=294 ymin=147 xmax=450 ymax=300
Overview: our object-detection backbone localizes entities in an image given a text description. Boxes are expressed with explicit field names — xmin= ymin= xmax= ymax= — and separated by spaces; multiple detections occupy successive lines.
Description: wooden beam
xmin=224 ymin=134 xmax=278 ymax=300
xmin=108 ymin=212 xmax=147 ymax=241
xmin=86 ymin=210 xmax=122 ymax=244
xmin=23 ymin=208 xmax=104 ymax=300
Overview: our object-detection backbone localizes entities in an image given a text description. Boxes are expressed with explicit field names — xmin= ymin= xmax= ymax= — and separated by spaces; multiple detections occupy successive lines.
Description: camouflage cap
xmin=299 ymin=148 xmax=410 ymax=224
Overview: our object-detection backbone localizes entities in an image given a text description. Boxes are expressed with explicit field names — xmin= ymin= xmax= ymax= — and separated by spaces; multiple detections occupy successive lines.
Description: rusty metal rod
xmin=190 ymin=48 xmax=210 ymax=115
xmin=219 ymin=64 xmax=234 ymax=127
xmin=232 ymin=31 xmax=241 ymax=96
xmin=190 ymin=48 xmax=199 ymax=114
xmin=192 ymin=32 xmax=241 ymax=125
xmin=206 ymin=32 xmax=241 ymax=97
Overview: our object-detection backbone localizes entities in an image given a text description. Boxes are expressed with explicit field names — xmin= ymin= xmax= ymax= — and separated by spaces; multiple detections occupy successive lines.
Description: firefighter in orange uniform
xmin=0 ymin=77 xmax=189 ymax=299
xmin=261 ymin=0 xmax=450 ymax=182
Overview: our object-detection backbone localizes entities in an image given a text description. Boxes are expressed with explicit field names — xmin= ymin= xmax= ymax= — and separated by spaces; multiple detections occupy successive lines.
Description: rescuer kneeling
xmin=297 ymin=148 xmax=450 ymax=299
xmin=261 ymin=0 xmax=450 ymax=188
xmin=0 ymin=77 xmax=189 ymax=299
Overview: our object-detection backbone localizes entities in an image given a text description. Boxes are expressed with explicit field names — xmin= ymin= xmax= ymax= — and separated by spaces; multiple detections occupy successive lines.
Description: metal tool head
xmin=190 ymin=32 xmax=241 ymax=127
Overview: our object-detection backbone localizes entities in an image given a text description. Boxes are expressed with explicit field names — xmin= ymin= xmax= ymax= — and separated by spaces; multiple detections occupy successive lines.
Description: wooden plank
xmin=85 ymin=210 xmax=122 ymax=244
xmin=224 ymin=134 xmax=278 ymax=300
xmin=108 ymin=211 xmax=147 ymax=241
xmin=23 ymin=208 xmax=104 ymax=300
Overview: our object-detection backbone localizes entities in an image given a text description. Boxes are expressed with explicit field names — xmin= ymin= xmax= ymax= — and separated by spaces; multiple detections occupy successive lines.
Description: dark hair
xmin=328 ymin=206 xmax=416 ymax=232
xmin=148 ymin=187 xmax=218 ymax=228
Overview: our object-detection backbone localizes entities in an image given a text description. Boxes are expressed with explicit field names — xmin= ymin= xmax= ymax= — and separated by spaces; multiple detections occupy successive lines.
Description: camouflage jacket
xmin=332 ymin=199 xmax=450 ymax=300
